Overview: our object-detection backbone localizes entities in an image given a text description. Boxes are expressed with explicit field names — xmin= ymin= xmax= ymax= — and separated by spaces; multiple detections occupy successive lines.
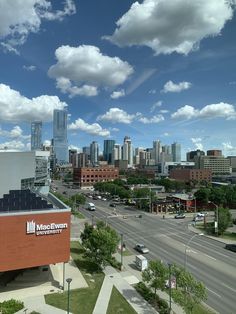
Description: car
xmin=225 ymin=244 xmax=236 ymax=252
xmin=102 ymin=197 xmax=107 ymax=201
xmin=174 ymin=213 xmax=185 ymax=219
xmin=109 ymin=203 xmax=116 ymax=207
xmin=134 ymin=243 xmax=149 ymax=254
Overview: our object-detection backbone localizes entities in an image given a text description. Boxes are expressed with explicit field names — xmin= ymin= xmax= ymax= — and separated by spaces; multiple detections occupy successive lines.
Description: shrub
xmin=109 ymin=256 xmax=121 ymax=270
xmin=171 ymin=289 xmax=185 ymax=306
xmin=0 ymin=299 xmax=24 ymax=314
xmin=135 ymin=282 xmax=154 ymax=301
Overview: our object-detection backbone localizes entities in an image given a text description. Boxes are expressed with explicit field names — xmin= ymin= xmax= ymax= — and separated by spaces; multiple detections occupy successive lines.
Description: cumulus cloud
xmin=0 ymin=83 xmax=67 ymax=122
xmin=43 ymin=140 xmax=51 ymax=147
xmin=138 ymin=114 xmax=164 ymax=124
xmin=104 ymin=0 xmax=234 ymax=55
xmin=149 ymin=89 xmax=157 ymax=94
xmin=171 ymin=103 xmax=236 ymax=120
xmin=191 ymin=138 xmax=203 ymax=150
xmin=0 ymin=0 xmax=76 ymax=51
xmin=48 ymin=45 xmax=133 ymax=97
xmin=97 ymin=108 xmax=138 ymax=124
xmin=162 ymin=81 xmax=192 ymax=93
xmin=0 ymin=140 xmax=26 ymax=151
xmin=150 ymin=100 xmax=162 ymax=113
xmin=110 ymin=89 xmax=125 ymax=99
xmin=68 ymin=118 xmax=110 ymax=137
xmin=23 ymin=65 xmax=36 ymax=71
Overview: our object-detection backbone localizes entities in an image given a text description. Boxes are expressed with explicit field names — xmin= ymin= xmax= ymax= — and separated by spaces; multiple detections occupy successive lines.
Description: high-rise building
xmin=153 ymin=140 xmax=162 ymax=164
xmin=31 ymin=121 xmax=42 ymax=151
xmin=171 ymin=142 xmax=181 ymax=162
xmin=112 ymin=144 xmax=122 ymax=164
xmin=122 ymin=136 xmax=133 ymax=167
xmin=103 ymin=140 xmax=115 ymax=164
xmin=207 ymin=150 xmax=222 ymax=157
xmin=53 ymin=109 xmax=68 ymax=164
xmin=90 ymin=141 xmax=99 ymax=166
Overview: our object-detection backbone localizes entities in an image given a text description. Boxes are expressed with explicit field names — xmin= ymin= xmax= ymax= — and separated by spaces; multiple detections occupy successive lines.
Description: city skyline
xmin=0 ymin=1 xmax=236 ymax=158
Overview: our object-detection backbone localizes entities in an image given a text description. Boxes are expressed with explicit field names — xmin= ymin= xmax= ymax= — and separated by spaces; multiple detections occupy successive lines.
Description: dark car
xmin=109 ymin=203 xmax=116 ymax=207
xmin=225 ymin=244 xmax=236 ymax=252
xmin=174 ymin=213 xmax=185 ymax=219
xmin=134 ymin=243 xmax=149 ymax=254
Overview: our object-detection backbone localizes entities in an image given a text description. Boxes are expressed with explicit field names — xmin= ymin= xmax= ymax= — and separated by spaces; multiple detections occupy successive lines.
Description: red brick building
xmin=73 ymin=166 xmax=119 ymax=187
xmin=169 ymin=168 xmax=212 ymax=183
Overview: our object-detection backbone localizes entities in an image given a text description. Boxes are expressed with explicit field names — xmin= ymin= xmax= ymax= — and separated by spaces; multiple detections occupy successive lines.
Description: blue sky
xmin=0 ymin=0 xmax=236 ymax=159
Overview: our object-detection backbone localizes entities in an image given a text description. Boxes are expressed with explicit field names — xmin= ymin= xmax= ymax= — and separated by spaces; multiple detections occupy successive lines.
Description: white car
xmin=135 ymin=244 xmax=149 ymax=254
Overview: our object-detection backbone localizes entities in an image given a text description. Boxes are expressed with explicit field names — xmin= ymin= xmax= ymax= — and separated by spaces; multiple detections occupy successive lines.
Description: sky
xmin=0 ymin=0 xmax=236 ymax=160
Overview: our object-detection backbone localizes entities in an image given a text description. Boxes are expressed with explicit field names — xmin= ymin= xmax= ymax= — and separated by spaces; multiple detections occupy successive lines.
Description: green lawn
xmin=107 ymin=286 xmax=137 ymax=314
xmin=222 ymin=231 xmax=236 ymax=240
xmin=45 ymin=241 xmax=104 ymax=314
xmin=186 ymin=303 xmax=216 ymax=314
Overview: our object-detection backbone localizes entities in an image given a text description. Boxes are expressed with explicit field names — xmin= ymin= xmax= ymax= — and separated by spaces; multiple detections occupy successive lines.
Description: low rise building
xmin=169 ymin=168 xmax=212 ymax=184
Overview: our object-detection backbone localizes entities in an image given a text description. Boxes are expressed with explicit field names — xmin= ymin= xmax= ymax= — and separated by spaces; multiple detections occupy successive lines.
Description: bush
xmin=171 ymin=289 xmax=185 ymax=306
xmin=109 ymin=256 xmax=121 ymax=270
xmin=232 ymin=218 xmax=236 ymax=225
xmin=135 ymin=282 xmax=154 ymax=301
xmin=0 ymin=299 xmax=24 ymax=314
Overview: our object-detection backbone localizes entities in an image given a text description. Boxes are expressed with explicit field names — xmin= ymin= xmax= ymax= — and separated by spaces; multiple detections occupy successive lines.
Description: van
xmin=135 ymin=255 xmax=148 ymax=271
xmin=86 ymin=202 xmax=96 ymax=211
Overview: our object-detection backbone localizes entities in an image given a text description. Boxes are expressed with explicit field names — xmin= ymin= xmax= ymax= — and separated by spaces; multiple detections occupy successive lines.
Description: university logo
xmin=26 ymin=220 xmax=36 ymax=234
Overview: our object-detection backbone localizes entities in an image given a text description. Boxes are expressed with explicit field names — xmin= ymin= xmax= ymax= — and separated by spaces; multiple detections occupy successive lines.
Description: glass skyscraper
xmin=31 ymin=121 xmax=42 ymax=151
xmin=90 ymin=141 xmax=99 ymax=166
xmin=171 ymin=142 xmax=181 ymax=162
xmin=103 ymin=140 xmax=115 ymax=164
xmin=53 ymin=109 xmax=68 ymax=164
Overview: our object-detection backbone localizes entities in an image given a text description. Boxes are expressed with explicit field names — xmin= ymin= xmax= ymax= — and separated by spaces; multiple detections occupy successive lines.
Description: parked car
xmin=174 ymin=213 xmax=185 ymax=219
xmin=134 ymin=243 xmax=149 ymax=254
xmin=109 ymin=203 xmax=116 ymax=207
xmin=225 ymin=244 xmax=236 ymax=252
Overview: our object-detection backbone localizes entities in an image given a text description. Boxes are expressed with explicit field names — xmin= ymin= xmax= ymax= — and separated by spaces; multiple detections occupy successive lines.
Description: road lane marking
xmin=222 ymin=283 xmax=236 ymax=293
xmin=203 ymin=254 xmax=216 ymax=261
xmin=206 ymin=287 xmax=222 ymax=298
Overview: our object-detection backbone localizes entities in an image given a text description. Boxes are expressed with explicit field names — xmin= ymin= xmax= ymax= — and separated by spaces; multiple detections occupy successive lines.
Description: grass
xmin=45 ymin=241 xmax=104 ymax=314
xmin=107 ymin=286 xmax=137 ymax=314
xmin=117 ymin=248 xmax=132 ymax=256
xmin=222 ymin=231 xmax=236 ymax=240
xmin=185 ymin=303 xmax=216 ymax=314
xmin=72 ymin=210 xmax=85 ymax=219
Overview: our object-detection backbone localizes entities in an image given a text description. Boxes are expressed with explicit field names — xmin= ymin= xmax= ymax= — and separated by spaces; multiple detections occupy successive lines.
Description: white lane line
xmin=206 ymin=287 xmax=222 ymax=298
xmin=203 ymin=253 xmax=216 ymax=261
xmin=222 ymin=283 xmax=236 ymax=293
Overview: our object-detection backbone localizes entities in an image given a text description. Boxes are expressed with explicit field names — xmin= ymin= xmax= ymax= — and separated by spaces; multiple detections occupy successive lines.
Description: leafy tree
xmin=194 ymin=188 xmax=211 ymax=203
xmin=133 ymin=188 xmax=152 ymax=210
xmin=80 ymin=221 xmax=119 ymax=269
xmin=142 ymin=260 xmax=168 ymax=304
xmin=70 ymin=193 xmax=86 ymax=206
xmin=218 ymin=207 xmax=232 ymax=235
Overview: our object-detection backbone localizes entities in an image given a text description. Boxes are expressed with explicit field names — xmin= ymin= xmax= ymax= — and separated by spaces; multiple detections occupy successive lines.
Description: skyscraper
xmin=153 ymin=140 xmax=162 ymax=164
xmin=103 ymin=140 xmax=115 ymax=164
xmin=31 ymin=121 xmax=42 ymax=151
xmin=171 ymin=142 xmax=181 ymax=162
xmin=122 ymin=136 xmax=133 ymax=167
xmin=90 ymin=141 xmax=99 ymax=166
xmin=53 ymin=109 xmax=68 ymax=164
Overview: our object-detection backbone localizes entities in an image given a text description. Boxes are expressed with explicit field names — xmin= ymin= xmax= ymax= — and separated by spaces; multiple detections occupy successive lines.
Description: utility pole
xmin=120 ymin=233 xmax=124 ymax=271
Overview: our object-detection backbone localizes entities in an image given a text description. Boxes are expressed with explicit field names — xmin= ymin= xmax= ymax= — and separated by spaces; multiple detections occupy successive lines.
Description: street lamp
xmin=120 ymin=233 xmax=124 ymax=271
xmin=184 ymin=233 xmax=204 ymax=271
xmin=168 ymin=263 xmax=172 ymax=314
xmin=208 ymin=201 xmax=219 ymax=236
xmin=66 ymin=278 xmax=72 ymax=314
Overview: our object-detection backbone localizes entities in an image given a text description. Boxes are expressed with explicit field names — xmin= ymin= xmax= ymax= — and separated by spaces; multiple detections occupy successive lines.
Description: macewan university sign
xmin=26 ymin=220 xmax=68 ymax=236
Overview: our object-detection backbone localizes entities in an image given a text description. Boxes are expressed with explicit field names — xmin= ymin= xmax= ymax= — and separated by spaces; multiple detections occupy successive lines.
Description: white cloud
xmin=97 ymin=108 xmax=138 ymax=124
xmin=48 ymin=45 xmax=133 ymax=97
xmin=171 ymin=105 xmax=199 ymax=120
xmin=222 ymin=141 xmax=236 ymax=155
xmin=0 ymin=83 xmax=67 ymax=122
xmin=191 ymin=138 xmax=203 ymax=150
xmin=43 ymin=140 xmax=51 ymax=147
xmin=163 ymin=132 xmax=169 ymax=137
xmin=68 ymin=118 xmax=110 ymax=137
xmin=23 ymin=65 xmax=36 ymax=71
xmin=138 ymin=114 xmax=164 ymax=124
xmin=110 ymin=89 xmax=125 ymax=99
xmin=150 ymin=100 xmax=162 ymax=112
xmin=159 ymin=110 xmax=169 ymax=114
xmin=148 ymin=89 xmax=157 ymax=94
xmin=0 ymin=140 xmax=26 ymax=151
xmin=162 ymin=80 xmax=192 ymax=93
xmin=0 ymin=0 xmax=76 ymax=50
xmin=104 ymin=0 xmax=234 ymax=55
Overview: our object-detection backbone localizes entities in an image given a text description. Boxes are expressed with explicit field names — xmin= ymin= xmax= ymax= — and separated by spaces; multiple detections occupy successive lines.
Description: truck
xmin=135 ymin=255 xmax=148 ymax=271
xmin=86 ymin=202 xmax=96 ymax=211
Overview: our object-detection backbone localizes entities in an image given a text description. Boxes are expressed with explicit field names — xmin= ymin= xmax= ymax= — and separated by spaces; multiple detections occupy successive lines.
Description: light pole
xmin=208 ymin=201 xmax=219 ymax=236
xmin=120 ymin=233 xmax=124 ymax=271
xmin=66 ymin=278 xmax=72 ymax=314
xmin=168 ymin=263 xmax=172 ymax=314
xmin=184 ymin=233 xmax=204 ymax=271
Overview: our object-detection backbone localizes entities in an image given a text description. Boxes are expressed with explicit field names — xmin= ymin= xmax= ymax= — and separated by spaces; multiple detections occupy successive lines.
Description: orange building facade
xmin=0 ymin=210 xmax=70 ymax=272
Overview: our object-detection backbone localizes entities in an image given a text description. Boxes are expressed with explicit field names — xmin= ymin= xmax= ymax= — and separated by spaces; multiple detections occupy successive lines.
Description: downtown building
xmin=53 ymin=109 xmax=68 ymax=164
xmin=31 ymin=121 xmax=42 ymax=151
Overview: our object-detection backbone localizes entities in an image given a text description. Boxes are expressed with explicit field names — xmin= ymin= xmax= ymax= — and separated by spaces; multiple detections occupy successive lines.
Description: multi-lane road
xmin=77 ymin=198 xmax=236 ymax=314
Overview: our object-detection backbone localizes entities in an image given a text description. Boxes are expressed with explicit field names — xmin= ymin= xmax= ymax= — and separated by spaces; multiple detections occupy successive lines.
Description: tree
xmin=218 ymin=207 xmax=232 ymax=235
xmin=70 ymin=193 xmax=86 ymax=206
xmin=194 ymin=188 xmax=210 ymax=203
xmin=80 ymin=221 xmax=119 ymax=269
xmin=142 ymin=260 xmax=167 ymax=304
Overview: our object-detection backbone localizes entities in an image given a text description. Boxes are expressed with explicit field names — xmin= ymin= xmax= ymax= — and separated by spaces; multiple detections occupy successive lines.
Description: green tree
xmin=218 ymin=207 xmax=232 ymax=235
xmin=142 ymin=260 xmax=167 ymax=304
xmin=80 ymin=221 xmax=119 ymax=269
xmin=70 ymin=193 xmax=86 ymax=206
xmin=194 ymin=188 xmax=211 ymax=203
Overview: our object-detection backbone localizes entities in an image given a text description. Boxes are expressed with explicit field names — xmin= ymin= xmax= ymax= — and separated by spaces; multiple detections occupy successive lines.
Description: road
xmin=78 ymin=198 xmax=236 ymax=314
xmin=51 ymin=182 xmax=236 ymax=313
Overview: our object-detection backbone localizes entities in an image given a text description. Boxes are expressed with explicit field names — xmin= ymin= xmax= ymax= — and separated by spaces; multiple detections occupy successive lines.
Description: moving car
xmin=134 ymin=243 xmax=149 ymax=254
xmin=86 ymin=202 xmax=96 ymax=211
xmin=225 ymin=244 xmax=236 ymax=252
xmin=174 ymin=213 xmax=185 ymax=219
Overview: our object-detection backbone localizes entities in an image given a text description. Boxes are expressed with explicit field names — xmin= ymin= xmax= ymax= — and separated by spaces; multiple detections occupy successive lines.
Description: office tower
xmin=103 ymin=140 xmax=115 ymax=164
xmin=207 ymin=150 xmax=222 ymax=157
xmin=153 ymin=140 xmax=162 ymax=164
xmin=122 ymin=136 xmax=133 ymax=167
xmin=90 ymin=141 xmax=99 ymax=166
xmin=112 ymin=144 xmax=122 ymax=164
xmin=53 ymin=109 xmax=68 ymax=164
xmin=171 ymin=142 xmax=181 ymax=162
xmin=31 ymin=121 xmax=42 ymax=151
